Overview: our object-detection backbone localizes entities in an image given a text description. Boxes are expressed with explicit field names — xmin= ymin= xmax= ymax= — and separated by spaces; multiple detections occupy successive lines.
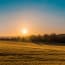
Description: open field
xmin=0 ymin=41 xmax=65 ymax=65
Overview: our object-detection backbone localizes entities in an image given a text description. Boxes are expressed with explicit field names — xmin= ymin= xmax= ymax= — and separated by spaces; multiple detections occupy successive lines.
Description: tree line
xmin=29 ymin=34 xmax=65 ymax=44
xmin=0 ymin=33 xmax=65 ymax=45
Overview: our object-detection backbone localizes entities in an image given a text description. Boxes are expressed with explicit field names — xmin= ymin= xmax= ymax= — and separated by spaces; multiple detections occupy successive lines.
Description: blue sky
xmin=0 ymin=0 xmax=65 ymax=15
xmin=0 ymin=0 xmax=65 ymax=36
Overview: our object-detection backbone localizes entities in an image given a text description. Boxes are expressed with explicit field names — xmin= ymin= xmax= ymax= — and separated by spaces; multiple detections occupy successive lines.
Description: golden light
xmin=21 ymin=28 xmax=28 ymax=35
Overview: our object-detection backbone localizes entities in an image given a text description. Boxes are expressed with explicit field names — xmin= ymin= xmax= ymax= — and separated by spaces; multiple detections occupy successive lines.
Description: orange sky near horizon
xmin=0 ymin=0 xmax=65 ymax=37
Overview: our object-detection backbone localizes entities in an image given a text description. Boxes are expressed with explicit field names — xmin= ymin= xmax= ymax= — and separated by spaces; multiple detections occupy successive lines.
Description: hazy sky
xmin=0 ymin=0 xmax=65 ymax=36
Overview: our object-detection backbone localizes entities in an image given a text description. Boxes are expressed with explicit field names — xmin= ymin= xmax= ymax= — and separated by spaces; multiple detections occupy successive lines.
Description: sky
xmin=0 ymin=0 xmax=65 ymax=37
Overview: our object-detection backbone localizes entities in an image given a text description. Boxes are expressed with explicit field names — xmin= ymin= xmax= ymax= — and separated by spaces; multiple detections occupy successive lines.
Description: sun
xmin=21 ymin=28 xmax=28 ymax=35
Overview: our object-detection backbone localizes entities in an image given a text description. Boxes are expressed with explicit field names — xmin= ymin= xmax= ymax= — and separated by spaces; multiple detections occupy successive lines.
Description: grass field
xmin=0 ymin=41 xmax=65 ymax=65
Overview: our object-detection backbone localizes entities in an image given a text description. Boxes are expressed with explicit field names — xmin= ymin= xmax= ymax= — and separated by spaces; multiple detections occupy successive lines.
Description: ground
xmin=0 ymin=41 xmax=65 ymax=65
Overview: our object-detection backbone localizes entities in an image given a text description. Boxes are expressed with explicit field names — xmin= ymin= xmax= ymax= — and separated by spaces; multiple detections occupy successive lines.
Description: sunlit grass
xmin=0 ymin=41 xmax=65 ymax=65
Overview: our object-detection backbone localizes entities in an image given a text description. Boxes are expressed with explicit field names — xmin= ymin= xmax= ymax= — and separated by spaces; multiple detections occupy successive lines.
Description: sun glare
xmin=21 ymin=28 xmax=28 ymax=35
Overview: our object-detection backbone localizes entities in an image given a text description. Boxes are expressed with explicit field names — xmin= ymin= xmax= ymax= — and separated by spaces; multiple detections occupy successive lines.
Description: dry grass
xmin=0 ymin=41 xmax=65 ymax=65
